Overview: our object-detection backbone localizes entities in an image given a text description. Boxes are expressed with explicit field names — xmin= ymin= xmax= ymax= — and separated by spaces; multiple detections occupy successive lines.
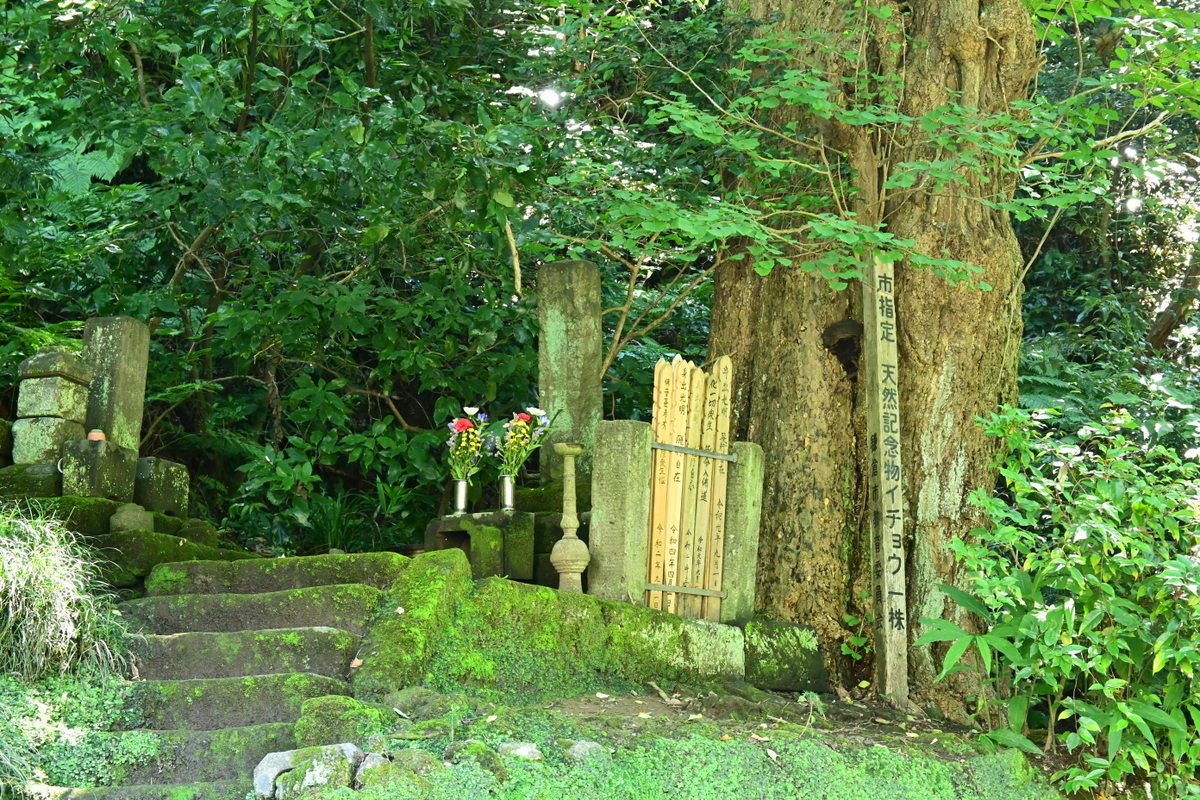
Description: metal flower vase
xmin=452 ymin=479 xmax=469 ymax=515
xmin=499 ymin=475 xmax=516 ymax=512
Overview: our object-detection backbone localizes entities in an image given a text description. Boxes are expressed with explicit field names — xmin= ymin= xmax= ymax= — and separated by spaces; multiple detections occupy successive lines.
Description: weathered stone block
xmin=743 ymin=619 xmax=827 ymax=692
xmin=0 ymin=463 xmax=61 ymax=498
xmin=109 ymin=502 xmax=154 ymax=533
xmin=177 ymin=517 xmax=220 ymax=547
xmin=135 ymin=456 xmax=190 ymax=516
xmin=423 ymin=511 xmax=533 ymax=580
xmin=11 ymin=416 xmax=84 ymax=464
xmin=61 ymin=438 xmax=137 ymax=501
xmin=294 ymin=695 xmax=390 ymax=748
xmin=600 ymin=599 xmax=745 ymax=684
xmin=351 ymin=549 xmax=473 ymax=700
xmin=537 ymin=260 xmax=602 ymax=482
xmin=83 ymin=316 xmax=149 ymax=452
xmin=253 ymin=743 xmax=364 ymax=800
xmin=588 ymin=420 xmax=652 ymax=605
xmin=19 ymin=347 xmax=92 ymax=384
xmin=720 ymin=441 xmax=764 ymax=625
xmin=16 ymin=376 xmax=88 ymax=423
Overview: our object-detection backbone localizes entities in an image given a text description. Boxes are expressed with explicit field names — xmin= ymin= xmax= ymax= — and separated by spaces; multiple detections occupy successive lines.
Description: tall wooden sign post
xmin=862 ymin=255 xmax=909 ymax=705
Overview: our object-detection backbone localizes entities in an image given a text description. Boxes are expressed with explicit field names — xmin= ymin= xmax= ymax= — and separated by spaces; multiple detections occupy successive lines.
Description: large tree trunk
xmin=710 ymin=0 xmax=1035 ymax=711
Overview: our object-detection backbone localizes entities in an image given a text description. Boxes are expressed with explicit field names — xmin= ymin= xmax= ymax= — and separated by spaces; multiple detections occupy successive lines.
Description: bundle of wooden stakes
xmin=646 ymin=354 xmax=733 ymax=621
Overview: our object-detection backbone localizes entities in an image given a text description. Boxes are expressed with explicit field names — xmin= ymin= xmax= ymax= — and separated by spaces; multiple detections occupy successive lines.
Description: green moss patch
xmin=352 ymin=549 xmax=473 ymax=700
xmin=294 ymin=694 xmax=392 ymax=747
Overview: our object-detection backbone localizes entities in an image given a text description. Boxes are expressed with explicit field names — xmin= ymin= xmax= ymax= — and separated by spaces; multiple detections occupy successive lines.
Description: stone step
xmin=144 ymin=552 xmax=409 ymax=596
xmin=47 ymin=723 xmax=293 ymax=786
xmin=125 ymin=673 xmax=351 ymax=730
xmin=32 ymin=781 xmax=247 ymax=800
xmin=119 ymin=583 xmax=382 ymax=636
xmin=96 ymin=531 xmax=259 ymax=589
xmin=135 ymin=627 xmax=360 ymax=681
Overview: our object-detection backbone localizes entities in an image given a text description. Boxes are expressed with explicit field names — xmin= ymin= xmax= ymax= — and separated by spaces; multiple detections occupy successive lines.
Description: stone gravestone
xmin=83 ymin=316 xmax=150 ymax=452
xmin=10 ymin=347 xmax=91 ymax=464
xmin=537 ymin=260 xmax=602 ymax=484
xmin=59 ymin=317 xmax=150 ymax=502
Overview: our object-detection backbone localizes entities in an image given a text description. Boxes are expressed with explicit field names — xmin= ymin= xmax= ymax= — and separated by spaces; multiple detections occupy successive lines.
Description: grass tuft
xmin=0 ymin=501 xmax=133 ymax=681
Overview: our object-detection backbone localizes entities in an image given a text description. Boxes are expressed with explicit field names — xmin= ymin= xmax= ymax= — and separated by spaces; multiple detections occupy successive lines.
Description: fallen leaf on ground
xmin=637 ymin=711 xmax=652 ymax=719
xmin=349 ymin=658 xmax=363 ymax=669
xmin=595 ymin=692 xmax=610 ymax=699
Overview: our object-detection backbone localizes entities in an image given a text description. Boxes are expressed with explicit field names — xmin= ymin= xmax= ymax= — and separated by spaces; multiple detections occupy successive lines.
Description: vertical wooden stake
xmin=678 ymin=365 xmax=707 ymax=618
xmin=648 ymin=359 xmax=672 ymax=610
xmin=702 ymin=355 xmax=733 ymax=621
xmin=690 ymin=365 xmax=720 ymax=619
xmin=662 ymin=356 xmax=692 ymax=614
xmin=863 ymin=255 xmax=909 ymax=705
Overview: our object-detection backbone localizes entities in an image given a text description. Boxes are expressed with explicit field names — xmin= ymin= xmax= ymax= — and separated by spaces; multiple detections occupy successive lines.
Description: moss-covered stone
xmin=95 ymin=530 xmax=256 ymax=588
xmin=743 ymin=619 xmax=827 ymax=692
xmin=601 ymin=600 xmax=745 ymax=685
xmin=177 ymin=518 xmax=219 ymax=547
xmin=152 ymin=511 xmax=184 ymax=536
xmin=128 ymin=673 xmax=350 ymax=730
xmin=427 ymin=577 xmax=612 ymax=701
xmin=38 ymin=496 xmax=122 ymax=535
xmin=0 ymin=462 xmax=61 ymax=498
xmin=136 ymin=627 xmax=360 ymax=681
xmin=294 ymin=694 xmax=392 ymax=748
xmin=443 ymin=739 xmax=507 ymax=783
xmin=352 ymin=549 xmax=473 ymax=699
xmin=144 ymin=551 xmax=409 ymax=596
xmin=273 ymin=745 xmax=357 ymax=799
xmin=119 ymin=582 xmax=381 ymax=635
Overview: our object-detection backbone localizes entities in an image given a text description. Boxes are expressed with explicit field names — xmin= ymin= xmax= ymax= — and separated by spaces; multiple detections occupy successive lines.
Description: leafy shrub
xmin=919 ymin=406 xmax=1200 ymax=797
xmin=0 ymin=503 xmax=132 ymax=681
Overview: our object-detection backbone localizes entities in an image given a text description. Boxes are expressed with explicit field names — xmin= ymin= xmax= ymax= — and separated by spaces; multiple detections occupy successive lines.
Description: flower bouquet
xmin=446 ymin=406 xmax=487 ymax=482
xmin=490 ymin=407 xmax=552 ymax=477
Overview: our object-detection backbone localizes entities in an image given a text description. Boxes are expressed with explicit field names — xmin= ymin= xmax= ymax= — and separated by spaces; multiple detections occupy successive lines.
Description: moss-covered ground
xmin=281 ymin=685 xmax=1062 ymax=800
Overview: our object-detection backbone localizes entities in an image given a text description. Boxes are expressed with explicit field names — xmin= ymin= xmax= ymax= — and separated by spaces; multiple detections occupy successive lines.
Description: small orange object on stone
xmin=87 ymin=429 xmax=106 ymax=441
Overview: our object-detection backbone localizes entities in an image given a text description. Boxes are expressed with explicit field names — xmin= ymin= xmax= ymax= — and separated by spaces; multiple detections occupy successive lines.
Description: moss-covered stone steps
xmin=31 ymin=780 xmax=248 ymax=800
xmin=119 ymin=583 xmax=382 ymax=636
xmin=135 ymin=627 xmax=360 ymax=681
xmin=144 ymin=551 xmax=410 ymax=596
xmin=125 ymin=673 xmax=351 ymax=730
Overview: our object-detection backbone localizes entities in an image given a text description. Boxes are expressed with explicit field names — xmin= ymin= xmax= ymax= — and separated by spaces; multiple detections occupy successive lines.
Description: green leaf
xmin=984 ymin=728 xmax=1042 ymax=755
xmin=938 ymin=584 xmax=991 ymax=621
xmin=493 ymin=188 xmax=516 ymax=208
xmin=938 ymin=636 xmax=974 ymax=680
xmin=1007 ymin=694 xmax=1029 ymax=733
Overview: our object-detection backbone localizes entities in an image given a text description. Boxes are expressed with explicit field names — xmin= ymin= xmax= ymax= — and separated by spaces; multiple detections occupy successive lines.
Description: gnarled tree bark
xmin=709 ymin=0 xmax=1037 ymax=713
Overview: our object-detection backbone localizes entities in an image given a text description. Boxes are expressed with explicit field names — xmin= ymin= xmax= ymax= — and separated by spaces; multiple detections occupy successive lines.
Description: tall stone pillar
xmin=83 ymin=317 xmax=149 ymax=451
xmin=537 ymin=261 xmax=602 ymax=483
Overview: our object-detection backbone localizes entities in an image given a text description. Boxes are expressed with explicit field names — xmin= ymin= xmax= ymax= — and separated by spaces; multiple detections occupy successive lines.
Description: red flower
xmin=453 ymin=418 xmax=474 ymax=433
xmin=514 ymin=412 xmax=531 ymax=423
